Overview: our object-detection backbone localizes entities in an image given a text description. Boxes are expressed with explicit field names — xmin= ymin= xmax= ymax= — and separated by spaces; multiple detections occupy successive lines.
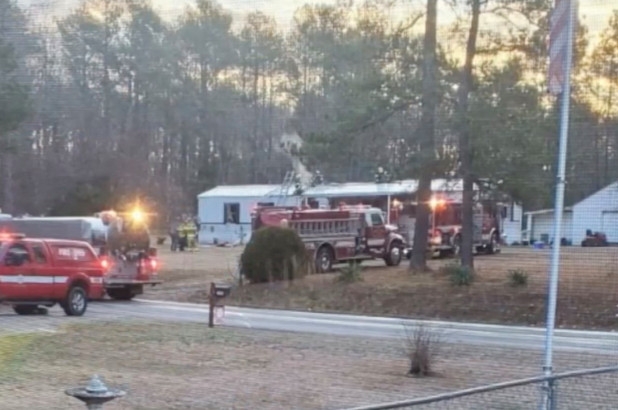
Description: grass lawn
xmin=0 ymin=321 xmax=616 ymax=410
xmin=146 ymin=246 xmax=618 ymax=330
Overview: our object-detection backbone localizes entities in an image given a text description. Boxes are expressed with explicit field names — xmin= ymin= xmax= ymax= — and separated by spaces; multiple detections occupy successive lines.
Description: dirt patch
xmin=149 ymin=246 xmax=618 ymax=331
xmin=0 ymin=322 xmax=616 ymax=409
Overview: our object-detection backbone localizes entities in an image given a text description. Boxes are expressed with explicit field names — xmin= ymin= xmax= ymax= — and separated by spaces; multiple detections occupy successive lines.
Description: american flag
xmin=548 ymin=0 xmax=574 ymax=95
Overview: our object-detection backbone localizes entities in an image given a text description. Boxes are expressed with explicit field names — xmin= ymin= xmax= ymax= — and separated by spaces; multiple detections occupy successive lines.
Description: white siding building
xmin=524 ymin=208 xmax=573 ymax=245
xmin=501 ymin=202 xmax=524 ymax=245
xmin=572 ymin=181 xmax=618 ymax=244
xmin=197 ymin=185 xmax=300 ymax=245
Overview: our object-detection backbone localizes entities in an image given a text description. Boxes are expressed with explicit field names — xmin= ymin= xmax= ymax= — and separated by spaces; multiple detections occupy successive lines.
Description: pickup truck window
xmin=52 ymin=245 xmax=94 ymax=262
xmin=5 ymin=244 xmax=31 ymax=264
xmin=31 ymin=244 xmax=48 ymax=264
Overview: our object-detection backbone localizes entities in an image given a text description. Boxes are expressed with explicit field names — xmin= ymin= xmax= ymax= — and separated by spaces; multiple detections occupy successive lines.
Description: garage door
xmin=601 ymin=212 xmax=618 ymax=243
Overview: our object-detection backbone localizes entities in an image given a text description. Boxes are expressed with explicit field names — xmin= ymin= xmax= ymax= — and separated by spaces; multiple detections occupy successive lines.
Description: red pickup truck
xmin=0 ymin=234 xmax=105 ymax=316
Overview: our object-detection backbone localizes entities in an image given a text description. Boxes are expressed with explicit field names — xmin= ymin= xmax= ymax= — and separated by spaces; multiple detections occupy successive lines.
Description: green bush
xmin=508 ymin=269 xmax=529 ymax=287
xmin=336 ymin=261 xmax=363 ymax=284
xmin=240 ymin=226 xmax=311 ymax=283
xmin=441 ymin=262 xmax=475 ymax=286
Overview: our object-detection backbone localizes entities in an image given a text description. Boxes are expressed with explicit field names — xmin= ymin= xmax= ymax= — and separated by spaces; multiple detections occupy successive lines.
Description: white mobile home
xmin=572 ymin=181 xmax=618 ymax=244
xmin=524 ymin=208 xmax=573 ymax=245
xmin=197 ymin=184 xmax=299 ymax=245
xmin=500 ymin=202 xmax=524 ymax=245
xmin=198 ymin=179 xmax=524 ymax=246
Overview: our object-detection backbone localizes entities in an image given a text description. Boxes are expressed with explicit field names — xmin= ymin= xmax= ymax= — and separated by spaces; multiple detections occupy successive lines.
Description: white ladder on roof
xmin=276 ymin=171 xmax=296 ymax=206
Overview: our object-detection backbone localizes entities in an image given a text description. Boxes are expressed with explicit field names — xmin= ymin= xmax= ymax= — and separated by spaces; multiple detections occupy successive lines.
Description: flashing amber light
xmin=0 ymin=232 xmax=26 ymax=241
xmin=429 ymin=197 xmax=446 ymax=210
xmin=131 ymin=208 xmax=145 ymax=223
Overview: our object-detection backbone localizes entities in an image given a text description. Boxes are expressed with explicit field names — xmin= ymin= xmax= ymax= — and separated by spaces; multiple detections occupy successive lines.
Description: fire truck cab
xmin=402 ymin=196 xmax=503 ymax=258
xmin=0 ymin=233 xmax=105 ymax=316
xmin=252 ymin=204 xmax=407 ymax=272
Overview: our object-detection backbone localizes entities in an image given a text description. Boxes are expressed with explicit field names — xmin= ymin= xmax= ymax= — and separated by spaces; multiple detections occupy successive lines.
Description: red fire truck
xmin=392 ymin=195 xmax=503 ymax=258
xmin=422 ymin=195 xmax=502 ymax=256
xmin=251 ymin=205 xmax=407 ymax=272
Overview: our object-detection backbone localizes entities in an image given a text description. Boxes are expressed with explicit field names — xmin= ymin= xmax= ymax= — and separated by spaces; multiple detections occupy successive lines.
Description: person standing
xmin=169 ymin=218 xmax=180 ymax=252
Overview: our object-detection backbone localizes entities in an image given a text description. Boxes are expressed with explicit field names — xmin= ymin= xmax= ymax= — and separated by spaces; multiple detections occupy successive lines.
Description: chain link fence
xmin=344 ymin=366 xmax=618 ymax=410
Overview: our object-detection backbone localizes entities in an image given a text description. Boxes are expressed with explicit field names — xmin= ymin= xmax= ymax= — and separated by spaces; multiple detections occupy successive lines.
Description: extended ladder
xmin=276 ymin=171 xmax=296 ymax=206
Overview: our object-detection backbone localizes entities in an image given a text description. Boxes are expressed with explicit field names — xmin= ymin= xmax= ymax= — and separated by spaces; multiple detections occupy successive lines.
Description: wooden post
xmin=208 ymin=282 xmax=215 ymax=328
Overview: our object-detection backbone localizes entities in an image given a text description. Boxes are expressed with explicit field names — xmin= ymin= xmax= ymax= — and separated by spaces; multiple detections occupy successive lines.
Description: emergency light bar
xmin=0 ymin=232 xmax=26 ymax=240
xmin=97 ymin=206 xmax=156 ymax=225
xmin=338 ymin=204 xmax=372 ymax=211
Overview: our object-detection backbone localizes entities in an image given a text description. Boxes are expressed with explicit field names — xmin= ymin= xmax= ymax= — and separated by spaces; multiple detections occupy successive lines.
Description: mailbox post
xmin=209 ymin=282 xmax=231 ymax=328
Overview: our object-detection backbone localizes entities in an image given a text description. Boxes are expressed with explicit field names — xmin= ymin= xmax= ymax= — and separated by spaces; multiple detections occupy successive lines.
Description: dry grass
xmin=147 ymin=245 xmax=618 ymax=330
xmin=0 ymin=321 xmax=616 ymax=410
xmin=143 ymin=245 xmax=241 ymax=301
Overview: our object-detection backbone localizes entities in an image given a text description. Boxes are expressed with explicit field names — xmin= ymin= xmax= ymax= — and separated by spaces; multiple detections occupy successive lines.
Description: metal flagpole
xmin=541 ymin=0 xmax=576 ymax=408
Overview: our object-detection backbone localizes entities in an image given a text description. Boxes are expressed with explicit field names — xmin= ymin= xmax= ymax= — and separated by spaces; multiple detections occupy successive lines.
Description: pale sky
xmin=16 ymin=0 xmax=617 ymax=47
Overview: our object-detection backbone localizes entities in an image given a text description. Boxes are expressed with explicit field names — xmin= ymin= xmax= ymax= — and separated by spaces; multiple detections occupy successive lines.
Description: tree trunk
xmin=102 ymin=0 xmax=113 ymax=146
xmin=410 ymin=0 xmax=438 ymax=272
xmin=458 ymin=0 xmax=481 ymax=269
xmin=250 ymin=61 xmax=260 ymax=183
xmin=3 ymin=154 xmax=13 ymax=214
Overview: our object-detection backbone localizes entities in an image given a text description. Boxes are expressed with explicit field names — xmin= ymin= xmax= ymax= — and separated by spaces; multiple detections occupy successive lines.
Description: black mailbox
xmin=213 ymin=284 xmax=231 ymax=298
xmin=209 ymin=282 xmax=232 ymax=328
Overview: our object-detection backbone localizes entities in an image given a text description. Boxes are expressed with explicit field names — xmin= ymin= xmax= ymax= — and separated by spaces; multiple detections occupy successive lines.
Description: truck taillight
xmin=150 ymin=259 xmax=158 ymax=270
xmin=101 ymin=258 xmax=109 ymax=270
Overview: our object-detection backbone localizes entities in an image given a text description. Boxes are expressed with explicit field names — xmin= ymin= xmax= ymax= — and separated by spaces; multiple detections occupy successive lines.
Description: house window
xmin=224 ymin=203 xmax=240 ymax=224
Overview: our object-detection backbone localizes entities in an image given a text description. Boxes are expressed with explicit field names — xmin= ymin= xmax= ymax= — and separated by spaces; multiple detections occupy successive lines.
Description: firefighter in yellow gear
xmin=177 ymin=221 xmax=188 ymax=251
xmin=185 ymin=221 xmax=197 ymax=251
xmin=177 ymin=219 xmax=198 ymax=251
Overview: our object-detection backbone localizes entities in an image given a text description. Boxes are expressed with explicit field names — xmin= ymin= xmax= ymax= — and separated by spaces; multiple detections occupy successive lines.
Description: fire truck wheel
xmin=315 ymin=246 xmax=334 ymax=273
xmin=62 ymin=285 xmax=88 ymax=316
xmin=385 ymin=241 xmax=403 ymax=266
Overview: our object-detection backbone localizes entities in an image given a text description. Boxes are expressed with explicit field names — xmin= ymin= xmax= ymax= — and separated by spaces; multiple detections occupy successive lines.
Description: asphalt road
xmin=1 ymin=299 xmax=617 ymax=355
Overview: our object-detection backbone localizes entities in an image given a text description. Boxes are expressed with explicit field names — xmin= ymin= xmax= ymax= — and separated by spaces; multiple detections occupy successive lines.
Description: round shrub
xmin=240 ymin=226 xmax=311 ymax=283
xmin=441 ymin=262 xmax=475 ymax=286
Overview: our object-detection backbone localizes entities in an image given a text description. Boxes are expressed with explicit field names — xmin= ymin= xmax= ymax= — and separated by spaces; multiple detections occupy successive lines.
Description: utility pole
xmin=541 ymin=0 xmax=576 ymax=408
